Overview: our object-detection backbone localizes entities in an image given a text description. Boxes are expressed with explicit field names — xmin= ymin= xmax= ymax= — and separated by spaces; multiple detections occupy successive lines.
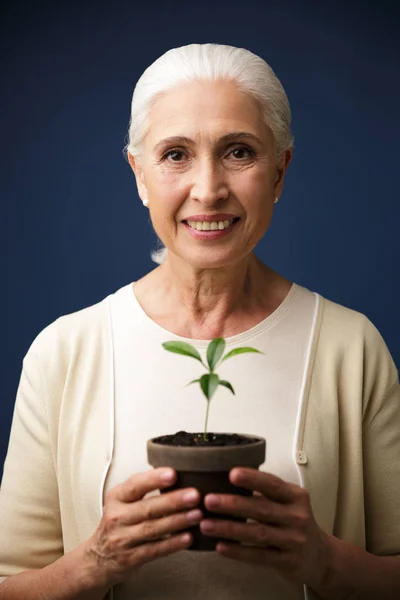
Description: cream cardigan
xmin=0 ymin=290 xmax=399 ymax=600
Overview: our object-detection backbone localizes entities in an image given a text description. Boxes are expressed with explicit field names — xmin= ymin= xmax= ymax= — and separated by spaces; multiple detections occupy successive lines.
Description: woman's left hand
xmin=200 ymin=467 xmax=331 ymax=589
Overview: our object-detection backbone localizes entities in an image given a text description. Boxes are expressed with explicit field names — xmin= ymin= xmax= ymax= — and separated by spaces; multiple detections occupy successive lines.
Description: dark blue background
xmin=2 ymin=0 xmax=399 ymax=468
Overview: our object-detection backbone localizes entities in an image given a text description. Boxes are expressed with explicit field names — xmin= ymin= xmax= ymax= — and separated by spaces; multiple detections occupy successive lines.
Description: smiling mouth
xmin=184 ymin=217 xmax=240 ymax=231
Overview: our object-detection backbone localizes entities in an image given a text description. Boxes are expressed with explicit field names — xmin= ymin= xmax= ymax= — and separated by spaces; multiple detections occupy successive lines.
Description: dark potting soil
xmin=153 ymin=431 xmax=259 ymax=447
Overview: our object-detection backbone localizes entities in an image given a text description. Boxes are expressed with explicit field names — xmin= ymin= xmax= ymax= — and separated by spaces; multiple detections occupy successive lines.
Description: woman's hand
xmin=83 ymin=468 xmax=202 ymax=589
xmin=200 ymin=467 xmax=330 ymax=589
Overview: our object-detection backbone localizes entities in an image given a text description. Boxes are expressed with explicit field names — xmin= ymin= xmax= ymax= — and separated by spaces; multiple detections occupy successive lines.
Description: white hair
xmin=125 ymin=43 xmax=294 ymax=264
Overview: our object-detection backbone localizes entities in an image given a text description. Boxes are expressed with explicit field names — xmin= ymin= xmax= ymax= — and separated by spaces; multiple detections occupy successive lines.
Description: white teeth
xmin=187 ymin=219 xmax=235 ymax=231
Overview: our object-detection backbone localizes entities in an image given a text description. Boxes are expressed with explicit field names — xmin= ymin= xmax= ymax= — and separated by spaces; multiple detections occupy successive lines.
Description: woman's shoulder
xmin=24 ymin=291 xmax=112 ymax=369
xmin=311 ymin=290 xmax=398 ymax=386
xmin=316 ymin=291 xmax=385 ymax=345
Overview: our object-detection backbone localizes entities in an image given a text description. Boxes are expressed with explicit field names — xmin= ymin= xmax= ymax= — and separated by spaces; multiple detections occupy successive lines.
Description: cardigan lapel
xmin=61 ymin=296 xmax=116 ymax=548
xmin=295 ymin=296 xmax=340 ymax=600
xmin=296 ymin=295 xmax=339 ymax=534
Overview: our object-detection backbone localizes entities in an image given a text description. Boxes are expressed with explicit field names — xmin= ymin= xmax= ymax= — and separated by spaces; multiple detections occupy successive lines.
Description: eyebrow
xmin=153 ymin=131 xmax=264 ymax=152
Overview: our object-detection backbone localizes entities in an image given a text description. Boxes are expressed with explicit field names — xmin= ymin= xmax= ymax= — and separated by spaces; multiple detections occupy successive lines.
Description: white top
xmin=105 ymin=281 xmax=318 ymax=599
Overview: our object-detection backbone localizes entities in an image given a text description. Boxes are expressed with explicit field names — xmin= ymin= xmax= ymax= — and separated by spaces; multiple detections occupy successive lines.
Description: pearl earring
xmin=274 ymin=197 xmax=279 ymax=204
xmin=142 ymin=198 xmax=149 ymax=207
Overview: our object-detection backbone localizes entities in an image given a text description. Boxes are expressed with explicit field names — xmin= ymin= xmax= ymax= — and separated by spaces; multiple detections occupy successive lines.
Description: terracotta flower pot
xmin=147 ymin=431 xmax=266 ymax=551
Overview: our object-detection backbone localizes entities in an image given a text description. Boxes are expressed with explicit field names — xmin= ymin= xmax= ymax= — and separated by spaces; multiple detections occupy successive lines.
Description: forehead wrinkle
xmin=153 ymin=131 xmax=264 ymax=153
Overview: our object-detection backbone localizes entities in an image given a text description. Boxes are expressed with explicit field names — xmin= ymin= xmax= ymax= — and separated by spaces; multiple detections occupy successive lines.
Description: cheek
xmin=237 ymin=171 xmax=275 ymax=235
xmin=148 ymin=172 xmax=184 ymax=209
xmin=147 ymin=178 xmax=185 ymax=241
xmin=235 ymin=169 xmax=274 ymax=206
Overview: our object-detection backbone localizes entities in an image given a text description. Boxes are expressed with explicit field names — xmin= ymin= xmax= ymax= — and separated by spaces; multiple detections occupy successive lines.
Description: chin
xmin=175 ymin=248 xmax=243 ymax=270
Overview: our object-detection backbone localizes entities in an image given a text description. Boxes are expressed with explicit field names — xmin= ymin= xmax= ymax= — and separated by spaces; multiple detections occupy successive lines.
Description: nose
xmin=189 ymin=159 xmax=229 ymax=206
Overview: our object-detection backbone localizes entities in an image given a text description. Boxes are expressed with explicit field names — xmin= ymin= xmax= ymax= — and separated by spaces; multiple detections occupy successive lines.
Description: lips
xmin=183 ymin=216 xmax=240 ymax=233
xmin=182 ymin=213 xmax=238 ymax=222
xmin=187 ymin=218 xmax=234 ymax=231
xmin=182 ymin=216 xmax=240 ymax=239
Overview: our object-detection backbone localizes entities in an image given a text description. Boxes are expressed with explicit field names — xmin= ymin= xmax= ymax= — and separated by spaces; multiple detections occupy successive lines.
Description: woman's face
xmin=130 ymin=79 xmax=291 ymax=269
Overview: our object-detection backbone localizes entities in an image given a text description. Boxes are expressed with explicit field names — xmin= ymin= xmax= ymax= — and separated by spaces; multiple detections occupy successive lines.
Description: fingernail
xmin=230 ymin=468 xmax=243 ymax=483
xmin=201 ymin=520 xmax=215 ymax=533
xmin=187 ymin=509 xmax=202 ymax=522
xmin=183 ymin=490 xmax=199 ymax=503
xmin=180 ymin=533 xmax=192 ymax=544
xmin=160 ymin=469 xmax=175 ymax=481
xmin=206 ymin=494 xmax=220 ymax=508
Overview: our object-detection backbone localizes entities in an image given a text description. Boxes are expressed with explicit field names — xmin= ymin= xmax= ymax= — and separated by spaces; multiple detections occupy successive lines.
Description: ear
xmin=274 ymin=148 xmax=292 ymax=198
xmin=128 ymin=152 xmax=149 ymax=206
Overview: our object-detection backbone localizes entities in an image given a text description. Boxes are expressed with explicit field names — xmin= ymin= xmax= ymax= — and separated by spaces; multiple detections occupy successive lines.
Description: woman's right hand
xmin=82 ymin=467 xmax=202 ymax=589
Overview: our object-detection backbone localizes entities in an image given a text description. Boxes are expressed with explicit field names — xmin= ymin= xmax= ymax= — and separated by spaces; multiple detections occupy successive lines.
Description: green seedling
xmin=162 ymin=337 xmax=263 ymax=442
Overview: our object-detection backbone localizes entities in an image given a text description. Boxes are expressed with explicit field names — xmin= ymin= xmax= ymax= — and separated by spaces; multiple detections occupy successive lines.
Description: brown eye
xmin=230 ymin=147 xmax=254 ymax=159
xmin=164 ymin=150 xmax=185 ymax=162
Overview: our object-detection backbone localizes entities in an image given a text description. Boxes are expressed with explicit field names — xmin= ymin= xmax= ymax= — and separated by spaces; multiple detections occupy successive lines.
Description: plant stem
xmin=204 ymin=399 xmax=211 ymax=442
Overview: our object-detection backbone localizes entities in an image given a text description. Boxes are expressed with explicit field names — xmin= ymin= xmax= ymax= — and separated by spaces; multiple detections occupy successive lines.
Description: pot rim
xmin=149 ymin=433 xmax=265 ymax=445
xmin=147 ymin=434 xmax=266 ymax=471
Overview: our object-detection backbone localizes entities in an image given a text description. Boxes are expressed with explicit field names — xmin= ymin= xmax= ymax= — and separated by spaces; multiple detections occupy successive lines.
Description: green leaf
xmin=199 ymin=373 xmax=220 ymax=401
xmin=219 ymin=380 xmax=235 ymax=395
xmin=206 ymin=338 xmax=226 ymax=370
xmin=186 ymin=378 xmax=200 ymax=387
xmin=221 ymin=347 xmax=263 ymax=363
xmin=162 ymin=341 xmax=203 ymax=364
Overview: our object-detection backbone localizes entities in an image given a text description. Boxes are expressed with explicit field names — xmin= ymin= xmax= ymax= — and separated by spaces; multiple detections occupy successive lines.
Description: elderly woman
xmin=0 ymin=43 xmax=399 ymax=600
